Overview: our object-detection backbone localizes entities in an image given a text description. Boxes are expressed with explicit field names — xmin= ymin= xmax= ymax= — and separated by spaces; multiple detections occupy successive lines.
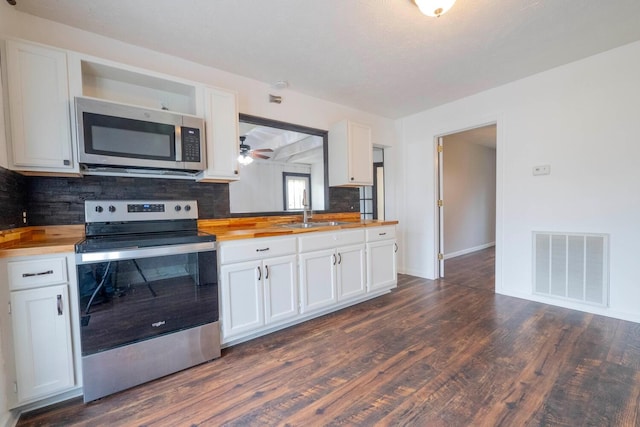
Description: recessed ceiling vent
xmin=533 ymin=232 xmax=609 ymax=307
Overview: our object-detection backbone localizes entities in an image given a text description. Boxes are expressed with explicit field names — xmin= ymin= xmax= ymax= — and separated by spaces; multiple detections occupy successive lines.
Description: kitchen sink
xmin=280 ymin=221 xmax=349 ymax=229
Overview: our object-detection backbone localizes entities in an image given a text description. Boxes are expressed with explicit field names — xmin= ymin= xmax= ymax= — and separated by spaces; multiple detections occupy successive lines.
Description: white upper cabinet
xmin=4 ymin=40 xmax=77 ymax=173
xmin=198 ymin=86 xmax=240 ymax=182
xmin=328 ymin=119 xmax=373 ymax=187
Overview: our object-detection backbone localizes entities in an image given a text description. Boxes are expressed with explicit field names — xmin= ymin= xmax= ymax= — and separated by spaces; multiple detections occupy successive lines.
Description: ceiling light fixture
xmin=237 ymin=153 xmax=253 ymax=166
xmin=414 ymin=0 xmax=456 ymax=17
xmin=272 ymin=80 xmax=289 ymax=90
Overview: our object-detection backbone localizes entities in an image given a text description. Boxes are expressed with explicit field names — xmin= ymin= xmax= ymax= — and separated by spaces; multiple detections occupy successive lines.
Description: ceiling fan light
xmin=414 ymin=0 xmax=456 ymax=17
xmin=237 ymin=154 xmax=253 ymax=165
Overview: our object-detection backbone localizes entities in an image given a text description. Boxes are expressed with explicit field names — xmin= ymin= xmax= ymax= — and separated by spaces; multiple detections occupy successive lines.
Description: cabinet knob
xmin=350 ymin=177 xmax=354 ymax=181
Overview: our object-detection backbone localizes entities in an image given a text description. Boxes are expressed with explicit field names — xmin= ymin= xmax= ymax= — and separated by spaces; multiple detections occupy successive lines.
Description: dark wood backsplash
xmin=0 ymin=166 xmax=28 ymax=229
xmin=10 ymin=174 xmax=359 ymax=226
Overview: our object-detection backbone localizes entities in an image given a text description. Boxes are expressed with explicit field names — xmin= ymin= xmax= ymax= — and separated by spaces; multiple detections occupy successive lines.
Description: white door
xmin=437 ymin=136 xmax=445 ymax=277
xmin=336 ymin=244 xmax=366 ymax=300
xmin=11 ymin=285 xmax=75 ymax=402
xmin=264 ymin=255 xmax=298 ymax=324
xmin=299 ymin=249 xmax=337 ymax=313
xmin=220 ymin=260 xmax=264 ymax=341
xmin=367 ymin=240 xmax=398 ymax=291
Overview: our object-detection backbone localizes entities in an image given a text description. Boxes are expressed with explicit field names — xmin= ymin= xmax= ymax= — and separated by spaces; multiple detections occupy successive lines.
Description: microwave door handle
xmin=175 ymin=125 xmax=182 ymax=162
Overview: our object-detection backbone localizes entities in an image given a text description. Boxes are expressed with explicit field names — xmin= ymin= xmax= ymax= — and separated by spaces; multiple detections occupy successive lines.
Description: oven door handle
xmin=77 ymin=241 xmax=216 ymax=263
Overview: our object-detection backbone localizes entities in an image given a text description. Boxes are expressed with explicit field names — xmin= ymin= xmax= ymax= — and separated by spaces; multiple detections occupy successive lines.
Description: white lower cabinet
xmin=1 ymin=254 xmax=78 ymax=407
xmin=337 ymin=244 xmax=367 ymax=300
xmin=220 ymin=259 xmax=264 ymax=338
xmin=219 ymin=237 xmax=297 ymax=343
xmin=366 ymin=226 xmax=398 ymax=291
xmin=298 ymin=229 xmax=366 ymax=314
xmin=299 ymin=243 xmax=366 ymax=314
xmin=11 ymin=284 xmax=75 ymax=402
xmin=219 ymin=226 xmax=396 ymax=346
xmin=299 ymin=248 xmax=337 ymax=313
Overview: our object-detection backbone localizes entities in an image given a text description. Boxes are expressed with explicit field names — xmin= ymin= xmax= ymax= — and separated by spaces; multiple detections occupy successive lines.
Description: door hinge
xmin=438 ymin=253 xmax=444 ymax=260
xmin=437 ymin=145 xmax=443 ymax=153
xmin=437 ymin=200 xmax=443 ymax=207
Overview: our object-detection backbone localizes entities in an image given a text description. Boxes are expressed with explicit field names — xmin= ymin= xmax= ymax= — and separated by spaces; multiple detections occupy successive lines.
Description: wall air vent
xmin=533 ymin=232 xmax=609 ymax=307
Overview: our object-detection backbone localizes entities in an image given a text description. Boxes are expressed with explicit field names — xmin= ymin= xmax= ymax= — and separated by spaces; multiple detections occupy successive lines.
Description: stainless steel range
xmin=75 ymin=200 xmax=219 ymax=402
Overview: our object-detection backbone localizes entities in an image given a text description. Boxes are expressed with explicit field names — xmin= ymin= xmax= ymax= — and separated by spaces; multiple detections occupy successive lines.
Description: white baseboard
xmin=445 ymin=242 xmax=495 ymax=260
xmin=1 ymin=410 xmax=19 ymax=427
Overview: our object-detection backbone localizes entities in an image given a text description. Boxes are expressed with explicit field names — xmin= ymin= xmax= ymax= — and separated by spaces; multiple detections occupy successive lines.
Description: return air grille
xmin=533 ymin=232 xmax=608 ymax=307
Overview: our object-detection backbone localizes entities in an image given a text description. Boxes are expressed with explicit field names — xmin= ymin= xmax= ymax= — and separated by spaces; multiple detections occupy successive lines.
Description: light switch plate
xmin=533 ymin=165 xmax=551 ymax=176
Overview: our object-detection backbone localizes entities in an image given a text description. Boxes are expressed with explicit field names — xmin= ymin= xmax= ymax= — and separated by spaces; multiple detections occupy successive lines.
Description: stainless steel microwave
xmin=76 ymin=97 xmax=206 ymax=173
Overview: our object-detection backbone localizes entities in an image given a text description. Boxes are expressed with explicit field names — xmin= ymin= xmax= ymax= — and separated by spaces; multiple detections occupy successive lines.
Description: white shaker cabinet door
xmin=11 ymin=284 xmax=75 ymax=402
xmin=5 ymin=41 xmax=76 ymax=172
xmin=299 ymin=248 xmax=337 ymax=314
xmin=263 ymin=255 xmax=298 ymax=325
xmin=220 ymin=259 xmax=264 ymax=340
xmin=367 ymin=239 xmax=398 ymax=291
xmin=336 ymin=244 xmax=367 ymax=301
xmin=199 ymin=86 xmax=240 ymax=182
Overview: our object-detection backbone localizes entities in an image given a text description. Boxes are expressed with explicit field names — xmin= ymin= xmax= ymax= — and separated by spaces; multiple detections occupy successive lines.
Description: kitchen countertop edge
xmin=0 ymin=218 xmax=398 ymax=258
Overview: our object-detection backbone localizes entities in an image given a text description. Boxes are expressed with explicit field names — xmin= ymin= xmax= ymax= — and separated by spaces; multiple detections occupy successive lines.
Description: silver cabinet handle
xmin=394 ymin=243 xmax=398 ymax=253
xmin=379 ymin=232 xmax=387 ymax=236
xmin=338 ymin=253 xmax=342 ymax=264
xmin=22 ymin=270 xmax=54 ymax=278
xmin=265 ymin=265 xmax=269 ymax=280
xmin=257 ymin=266 xmax=262 ymax=281
xmin=57 ymin=294 xmax=63 ymax=316
xmin=256 ymin=248 xmax=270 ymax=252
xmin=332 ymin=254 xmax=336 ymax=265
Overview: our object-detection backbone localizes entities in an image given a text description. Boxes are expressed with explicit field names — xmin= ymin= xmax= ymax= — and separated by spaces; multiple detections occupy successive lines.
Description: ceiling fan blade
xmin=251 ymin=152 xmax=271 ymax=160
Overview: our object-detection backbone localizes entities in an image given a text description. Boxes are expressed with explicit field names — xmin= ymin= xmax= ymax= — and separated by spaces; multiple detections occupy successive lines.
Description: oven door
xmin=76 ymin=242 xmax=217 ymax=356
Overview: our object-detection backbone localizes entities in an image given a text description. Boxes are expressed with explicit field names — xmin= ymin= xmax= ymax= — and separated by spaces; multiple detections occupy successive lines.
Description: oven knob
xmin=184 ymin=204 xmax=191 ymax=212
xmin=108 ymin=205 xmax=116 ymax=213
xmin=95 ymin=206 xmax=104 ymax=213
xmin=175 ymin=205 xmax=182 ymax=212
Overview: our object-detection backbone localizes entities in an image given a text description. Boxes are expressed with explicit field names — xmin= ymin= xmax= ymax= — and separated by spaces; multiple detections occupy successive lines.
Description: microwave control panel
xmin=181 ymin=127 xmax=201 ymax=162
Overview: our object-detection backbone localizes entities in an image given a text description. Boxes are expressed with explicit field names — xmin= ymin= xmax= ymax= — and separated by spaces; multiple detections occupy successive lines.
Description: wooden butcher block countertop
xmin=0 ymin=213 xmax=398 ymax=258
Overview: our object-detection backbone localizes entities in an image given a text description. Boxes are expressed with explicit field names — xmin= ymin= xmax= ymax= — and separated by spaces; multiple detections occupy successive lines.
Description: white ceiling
xmin=10 ymin=0 xmax=640 ymax=119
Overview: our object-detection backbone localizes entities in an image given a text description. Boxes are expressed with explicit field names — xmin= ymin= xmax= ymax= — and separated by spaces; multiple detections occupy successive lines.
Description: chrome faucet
xmin=302 ymin=189 xmax=312 ymax=224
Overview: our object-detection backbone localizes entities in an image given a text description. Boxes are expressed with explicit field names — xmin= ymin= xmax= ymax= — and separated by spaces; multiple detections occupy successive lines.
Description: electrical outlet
xmin=533 ymin=165 xmax=551 ymax=176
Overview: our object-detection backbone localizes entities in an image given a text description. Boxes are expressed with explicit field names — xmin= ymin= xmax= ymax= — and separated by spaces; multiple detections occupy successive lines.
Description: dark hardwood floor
xmin=18 ymin=248 xmax=640 ymax=426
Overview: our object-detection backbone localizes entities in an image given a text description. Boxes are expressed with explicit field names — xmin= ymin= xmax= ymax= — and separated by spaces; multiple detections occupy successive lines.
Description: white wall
xmin=229 ymin=161 xmax=311 ymax=213
xmin=397 ymin=39 xmax=640 ymax=322
xmin=442 ymin=135 xmax=496 ymax=257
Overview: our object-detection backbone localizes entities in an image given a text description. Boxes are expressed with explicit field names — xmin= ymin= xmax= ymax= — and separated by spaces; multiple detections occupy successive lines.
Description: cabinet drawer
xmin=8 ymin=257 xmax=68 ymax=290
xmin=366 ymin=226 xmax=396 ymax=242
xmin=220 ymin=237 xmax=296 ymax=264
xmin=298 ymin=229 xmax=365 ymax=253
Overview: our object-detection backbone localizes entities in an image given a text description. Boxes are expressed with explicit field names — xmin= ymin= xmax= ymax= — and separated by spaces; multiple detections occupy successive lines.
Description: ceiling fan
xmin=238 ymin=136 xmax=273 ymax=164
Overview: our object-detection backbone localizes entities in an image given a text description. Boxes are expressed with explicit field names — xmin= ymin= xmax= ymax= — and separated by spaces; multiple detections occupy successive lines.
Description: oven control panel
xmin=85 ymin=200 xmax=198 ymax=223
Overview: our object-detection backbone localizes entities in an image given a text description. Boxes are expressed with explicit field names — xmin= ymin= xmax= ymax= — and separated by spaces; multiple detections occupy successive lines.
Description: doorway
xmin=360 ymin=147 xmax=385 ymax=220
xmin=437 ymin=124 xmax=496 ymax=283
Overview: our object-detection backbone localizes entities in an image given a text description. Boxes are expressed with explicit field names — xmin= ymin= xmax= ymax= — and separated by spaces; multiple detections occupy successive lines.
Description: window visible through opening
xmin=283 ymin=173 xmax=311 ymax=211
